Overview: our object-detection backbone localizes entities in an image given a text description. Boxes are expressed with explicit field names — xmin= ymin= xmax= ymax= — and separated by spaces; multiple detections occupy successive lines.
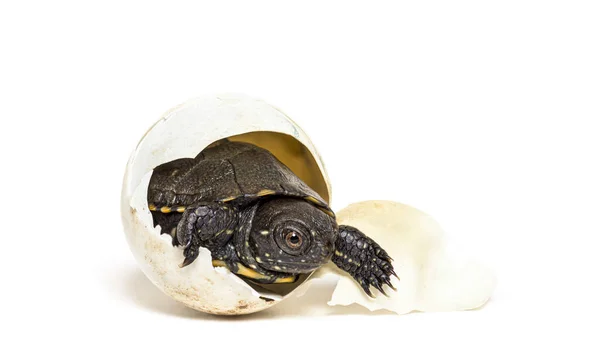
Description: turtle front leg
xmin=177 ymin=202 xmax=238 ymax=268
xmin=333 ymin=225 xmax=398 ymax=298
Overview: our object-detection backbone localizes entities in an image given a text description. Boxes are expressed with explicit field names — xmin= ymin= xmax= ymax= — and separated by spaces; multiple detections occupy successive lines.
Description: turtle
xmin=147 ymin=140 xmax=397 ymax=297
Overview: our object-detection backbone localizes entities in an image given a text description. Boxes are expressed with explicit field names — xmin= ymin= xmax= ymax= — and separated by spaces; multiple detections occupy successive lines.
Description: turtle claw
xmin=179 ymin=246 xmax=199 ymax=268
xmin=358 ymin=278 xmax=375 ymax=298
xmin=382 ymin=276 xmax=397 ymax=291
xmin=371 ymin=279 xmax=389 ymax=297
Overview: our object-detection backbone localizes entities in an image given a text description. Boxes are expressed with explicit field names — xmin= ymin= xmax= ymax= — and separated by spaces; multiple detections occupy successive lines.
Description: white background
xmin=1 ymin=1 xmax=599 ymax=357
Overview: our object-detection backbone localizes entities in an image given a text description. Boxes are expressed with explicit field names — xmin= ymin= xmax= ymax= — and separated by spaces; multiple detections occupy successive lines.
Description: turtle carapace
xmin=148 ymin=141 xmax=396 ymax=297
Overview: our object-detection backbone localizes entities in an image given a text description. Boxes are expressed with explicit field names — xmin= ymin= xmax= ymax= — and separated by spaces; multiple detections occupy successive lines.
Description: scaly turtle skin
xmin=148 ymin=141 xmax=396 ymax=297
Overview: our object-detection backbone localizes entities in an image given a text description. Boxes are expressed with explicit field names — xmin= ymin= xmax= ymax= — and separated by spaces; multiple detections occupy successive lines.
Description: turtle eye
xmin=284 ymin=230 xmax=303 ymax=249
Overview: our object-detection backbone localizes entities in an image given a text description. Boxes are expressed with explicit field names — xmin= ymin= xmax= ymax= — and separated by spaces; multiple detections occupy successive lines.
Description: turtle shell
xmin=147 ymin=141 xmax=333 ymax=216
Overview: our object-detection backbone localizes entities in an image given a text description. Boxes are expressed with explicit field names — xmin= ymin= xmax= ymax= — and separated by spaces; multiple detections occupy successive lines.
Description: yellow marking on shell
xmin=348 ymin=259 xmax=353 ymax=263
xmin=226 ymin=229 xmax=234 ymax=235
xmin=273 ymin=266 xmax=282 ymax=270
xmin=304 ymin=196 xmax=321 ymax=204
xmin=160 ymin=206 xmax=172 ymax=213
xmin=335 ymin=251 xmax=343 ymax=256
xmin=264 ymin=253 xmax=270 ymax=257
xmin=260 ymin=230 xmax=270 ymax=236
xmin=256 ymin=257 xmax=263 ymax=263
xmin=148 ymin=204 xmax=157 ymax=211
xmin=304 ymin=196 xmax=335 ymax=217
xmin=176 ymin=206 xmax=186 ymax=213
xmin=249 ymin=264 xmax=257 ymax=269
xmin=318 ymin=207 xmax=336 ymax=218
xmin=222 ymin=196 xmax=237 ymax=202
xmin=257 ymin=189 xmax=277 ymax=196
xmin=273 ymin=276 xmax=297 ymax=284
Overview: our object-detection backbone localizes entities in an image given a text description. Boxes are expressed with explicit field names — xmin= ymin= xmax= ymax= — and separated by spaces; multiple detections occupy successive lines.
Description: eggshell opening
xmin=121 ymin=94 xmax=332 ymax=315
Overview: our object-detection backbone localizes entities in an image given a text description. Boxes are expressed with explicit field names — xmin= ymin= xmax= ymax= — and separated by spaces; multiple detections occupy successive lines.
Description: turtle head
xmin=249 ymin=198 xmax=337 ymax=274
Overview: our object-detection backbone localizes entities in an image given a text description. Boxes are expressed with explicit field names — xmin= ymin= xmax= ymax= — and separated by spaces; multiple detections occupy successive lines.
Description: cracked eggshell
xmin=303 ymin=201 xmax=496 ymax=315
xmin=120 ymin=94 xmax=331 ymax=315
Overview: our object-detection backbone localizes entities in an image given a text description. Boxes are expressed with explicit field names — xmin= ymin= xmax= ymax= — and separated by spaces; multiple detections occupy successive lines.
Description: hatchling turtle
xmin=148 ymin=140 xmax=397 ymax=296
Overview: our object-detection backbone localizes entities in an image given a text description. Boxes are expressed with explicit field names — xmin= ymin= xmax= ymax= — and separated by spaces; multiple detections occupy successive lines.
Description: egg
xmin=121 ymin=94 xmax=332 ymax=314
xmin=121 ymin=94 xmax=495 ymax=315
